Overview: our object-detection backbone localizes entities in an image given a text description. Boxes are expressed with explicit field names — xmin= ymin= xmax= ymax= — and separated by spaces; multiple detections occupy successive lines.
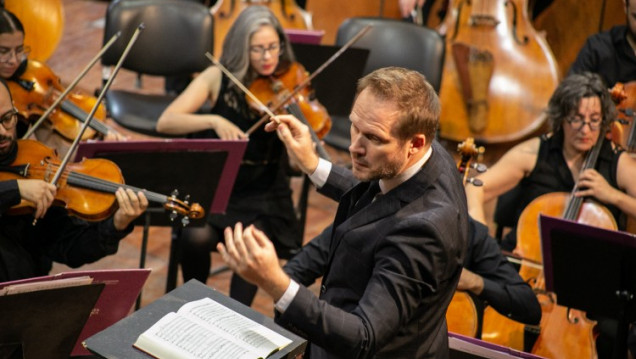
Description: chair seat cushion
xmin=105 ymin=90 xmax=180 ymax=137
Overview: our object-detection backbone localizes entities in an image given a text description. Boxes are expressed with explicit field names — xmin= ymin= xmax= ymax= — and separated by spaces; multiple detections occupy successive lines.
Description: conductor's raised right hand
xmin=17 ymin=179 xmax=57 ymax=218
xmin=265 ymin=114 xmax=320 ymax=175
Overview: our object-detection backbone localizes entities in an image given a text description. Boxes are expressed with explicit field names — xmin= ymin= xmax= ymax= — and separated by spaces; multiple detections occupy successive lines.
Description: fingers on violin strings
xmin=115 ymin=187 xmax=130 ymax=213
xmin=138 ymin=190 xmax=149 ymax=209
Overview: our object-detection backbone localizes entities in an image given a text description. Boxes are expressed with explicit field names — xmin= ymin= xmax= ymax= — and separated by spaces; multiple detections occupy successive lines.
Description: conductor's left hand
xmin=113 ymin=187 xmax=149 ymax=230
xmin=218 ymin=223 xmax=290 ymax=301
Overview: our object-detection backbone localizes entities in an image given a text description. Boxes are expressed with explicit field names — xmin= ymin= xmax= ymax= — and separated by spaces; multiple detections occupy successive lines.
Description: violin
xmin=1 ymin=139 xmax=204 ymax=222
xmin=8 ymin=60 xmax=120 ymax=142
xmin=247 ymin=61 xmax=332 ymax=139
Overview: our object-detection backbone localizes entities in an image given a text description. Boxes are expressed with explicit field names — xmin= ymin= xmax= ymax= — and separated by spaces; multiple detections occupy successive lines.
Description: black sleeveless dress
xmin=189 ymin=75 xmax=301 ymax=258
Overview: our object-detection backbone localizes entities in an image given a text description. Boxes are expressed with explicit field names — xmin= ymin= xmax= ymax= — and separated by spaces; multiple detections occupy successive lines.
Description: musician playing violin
xmin=0 ymin=9 xmax=124 ymax=155
xmin=156 ymin=6 xmax=303 ymax=307
xmin=0 ymin=79 xmax=148 ymax=283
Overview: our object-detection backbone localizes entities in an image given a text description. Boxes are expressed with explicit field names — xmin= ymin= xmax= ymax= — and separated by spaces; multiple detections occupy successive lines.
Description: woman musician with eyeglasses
xmin=0 ymin=8 xmax=126 ymax=157
xmin=464 ymin=72 xmax=636 ymax=358
xmin=465 ymin=72 xmax=636 ymax=252
xmin=156 ymin=5 xmax=312 ymax=307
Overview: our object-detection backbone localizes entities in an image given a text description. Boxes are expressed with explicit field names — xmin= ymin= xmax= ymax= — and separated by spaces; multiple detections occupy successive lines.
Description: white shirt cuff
xmin=274 ymin=279 xmax=300 ymax=313
xmin=308 ymin=158 xmax=332 ymax=188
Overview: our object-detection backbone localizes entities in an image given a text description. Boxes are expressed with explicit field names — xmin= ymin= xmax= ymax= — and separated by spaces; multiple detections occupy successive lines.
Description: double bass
xmin=437 ymin=0 xmax=560 ymax=144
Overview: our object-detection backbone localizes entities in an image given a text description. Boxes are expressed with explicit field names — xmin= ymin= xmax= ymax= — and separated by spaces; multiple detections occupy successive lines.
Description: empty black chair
xmin=101 ymin=0 xmax=213 ymax=137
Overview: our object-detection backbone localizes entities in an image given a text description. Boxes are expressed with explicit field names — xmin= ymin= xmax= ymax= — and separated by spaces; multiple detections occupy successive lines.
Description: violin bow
xmin=204 ymin=25 xmax=372 ymax=136
xmin=246 ymin=25 xmax=371 ymax=135
xmin=206 ymin=53 xmax=333 ymax=161
xmin=206 ymin=53 xmax=278 ymax=120
xmin=50 ymin=24 xmax=145 ymax=187
xmin=21 ymin=32 xmax=122 ymax=139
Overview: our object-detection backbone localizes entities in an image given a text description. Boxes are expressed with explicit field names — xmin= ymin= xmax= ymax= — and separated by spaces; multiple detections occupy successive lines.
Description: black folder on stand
xmin=0 ymin=283 xmax=104 ymax=359
xmin=540 ymin=215 xmax=636 ymax=359
xmin=84 ymin=280 xmax=307 ymax=359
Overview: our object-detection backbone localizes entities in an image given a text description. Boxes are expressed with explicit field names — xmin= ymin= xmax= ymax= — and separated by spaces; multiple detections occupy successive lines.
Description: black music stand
xmin=0 ymin=283 xmax=104 ymax=359
xmin=540 ymin=215 xmax=636 ymax=359
xmin=75 ymin=139 xmax=246 ymax=298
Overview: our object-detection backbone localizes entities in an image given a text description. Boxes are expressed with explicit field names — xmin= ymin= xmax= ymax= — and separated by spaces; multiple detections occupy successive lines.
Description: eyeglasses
xmin=566 ymin=115 xmax=602 ymax=131
xmin=0 ymin=45 xmax=30 ymax=64
xmin=249 ymin=43 xmax=282 ymax=58
xmin=0 ymin=109 xmax=19 ymax=130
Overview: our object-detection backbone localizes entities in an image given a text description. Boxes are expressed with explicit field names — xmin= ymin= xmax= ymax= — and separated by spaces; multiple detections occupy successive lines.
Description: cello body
xmin=438 ymin=0 xmax=560 ymax=144
xmin=446 ymin=291 xmax=479 ymax=337
xmin=482 ymin=192 xmax=614 ymax=357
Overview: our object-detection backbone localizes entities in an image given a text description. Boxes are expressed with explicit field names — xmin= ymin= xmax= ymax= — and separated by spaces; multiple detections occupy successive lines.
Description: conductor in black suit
xmin=219 ymin=67 xmax=469 ymax=358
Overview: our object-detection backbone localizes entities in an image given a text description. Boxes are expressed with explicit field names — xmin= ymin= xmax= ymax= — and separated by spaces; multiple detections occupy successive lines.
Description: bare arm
xmin=465 ymin=138 xmax=539 ymax=223
xmin=156 ymin=67 xmax=246 ymax=139
xmin=576 ymin=152 xmax=636 ymax=219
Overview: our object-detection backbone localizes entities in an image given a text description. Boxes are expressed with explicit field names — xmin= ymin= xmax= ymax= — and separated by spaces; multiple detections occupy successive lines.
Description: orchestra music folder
xmin=539 ymin=214 xmax=636 ymax=318
xmin=0 ymin=282 xmax=104 ymax=359
xmin=449 ymin=332 xmax=546 ymax=359
xmin=539 ymin=215 xmax=636 ymax=359
xmin=0 ymin=269 xmax=151 ymax=357
xmin=84 ymin=279 xmax=308 ymax=359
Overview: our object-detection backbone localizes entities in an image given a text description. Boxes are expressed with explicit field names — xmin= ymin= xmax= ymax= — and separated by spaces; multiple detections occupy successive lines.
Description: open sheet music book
xmin=133 ymin=297 xmax=292 ymax=359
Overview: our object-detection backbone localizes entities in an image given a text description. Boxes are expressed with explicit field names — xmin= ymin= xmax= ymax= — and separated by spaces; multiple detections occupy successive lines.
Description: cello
xmin=437 ymin=0 xmax=560 ymax=144
xmin=480 ymin=82 xmax=630 ymax=358
xmin=445 ymin=138 xmax=485 ymax=338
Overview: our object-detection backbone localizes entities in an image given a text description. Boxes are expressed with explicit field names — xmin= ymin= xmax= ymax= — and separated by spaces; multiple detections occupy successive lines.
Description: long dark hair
xmin=0 ymin=8 xmax=23 ymax=36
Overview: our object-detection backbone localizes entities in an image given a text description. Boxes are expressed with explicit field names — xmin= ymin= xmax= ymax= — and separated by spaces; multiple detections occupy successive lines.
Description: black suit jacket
xmin=279 ymin=141 xmax=468 ymax=358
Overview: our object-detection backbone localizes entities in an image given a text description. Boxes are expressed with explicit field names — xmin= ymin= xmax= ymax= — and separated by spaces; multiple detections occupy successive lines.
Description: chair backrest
xmin=335 ymin=17 xmax=445 ymax=92
xmin=102 ymin=0 xmax=213 ymax=76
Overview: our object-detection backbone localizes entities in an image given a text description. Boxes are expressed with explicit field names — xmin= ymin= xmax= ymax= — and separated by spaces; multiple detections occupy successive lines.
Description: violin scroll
xmin=165 ymin=190 xmax=205 ymax=226
xmin=456 ymin=137 xmax=486 ymax=186
xmin=608 ymin=82 xmax=636 ymax=152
